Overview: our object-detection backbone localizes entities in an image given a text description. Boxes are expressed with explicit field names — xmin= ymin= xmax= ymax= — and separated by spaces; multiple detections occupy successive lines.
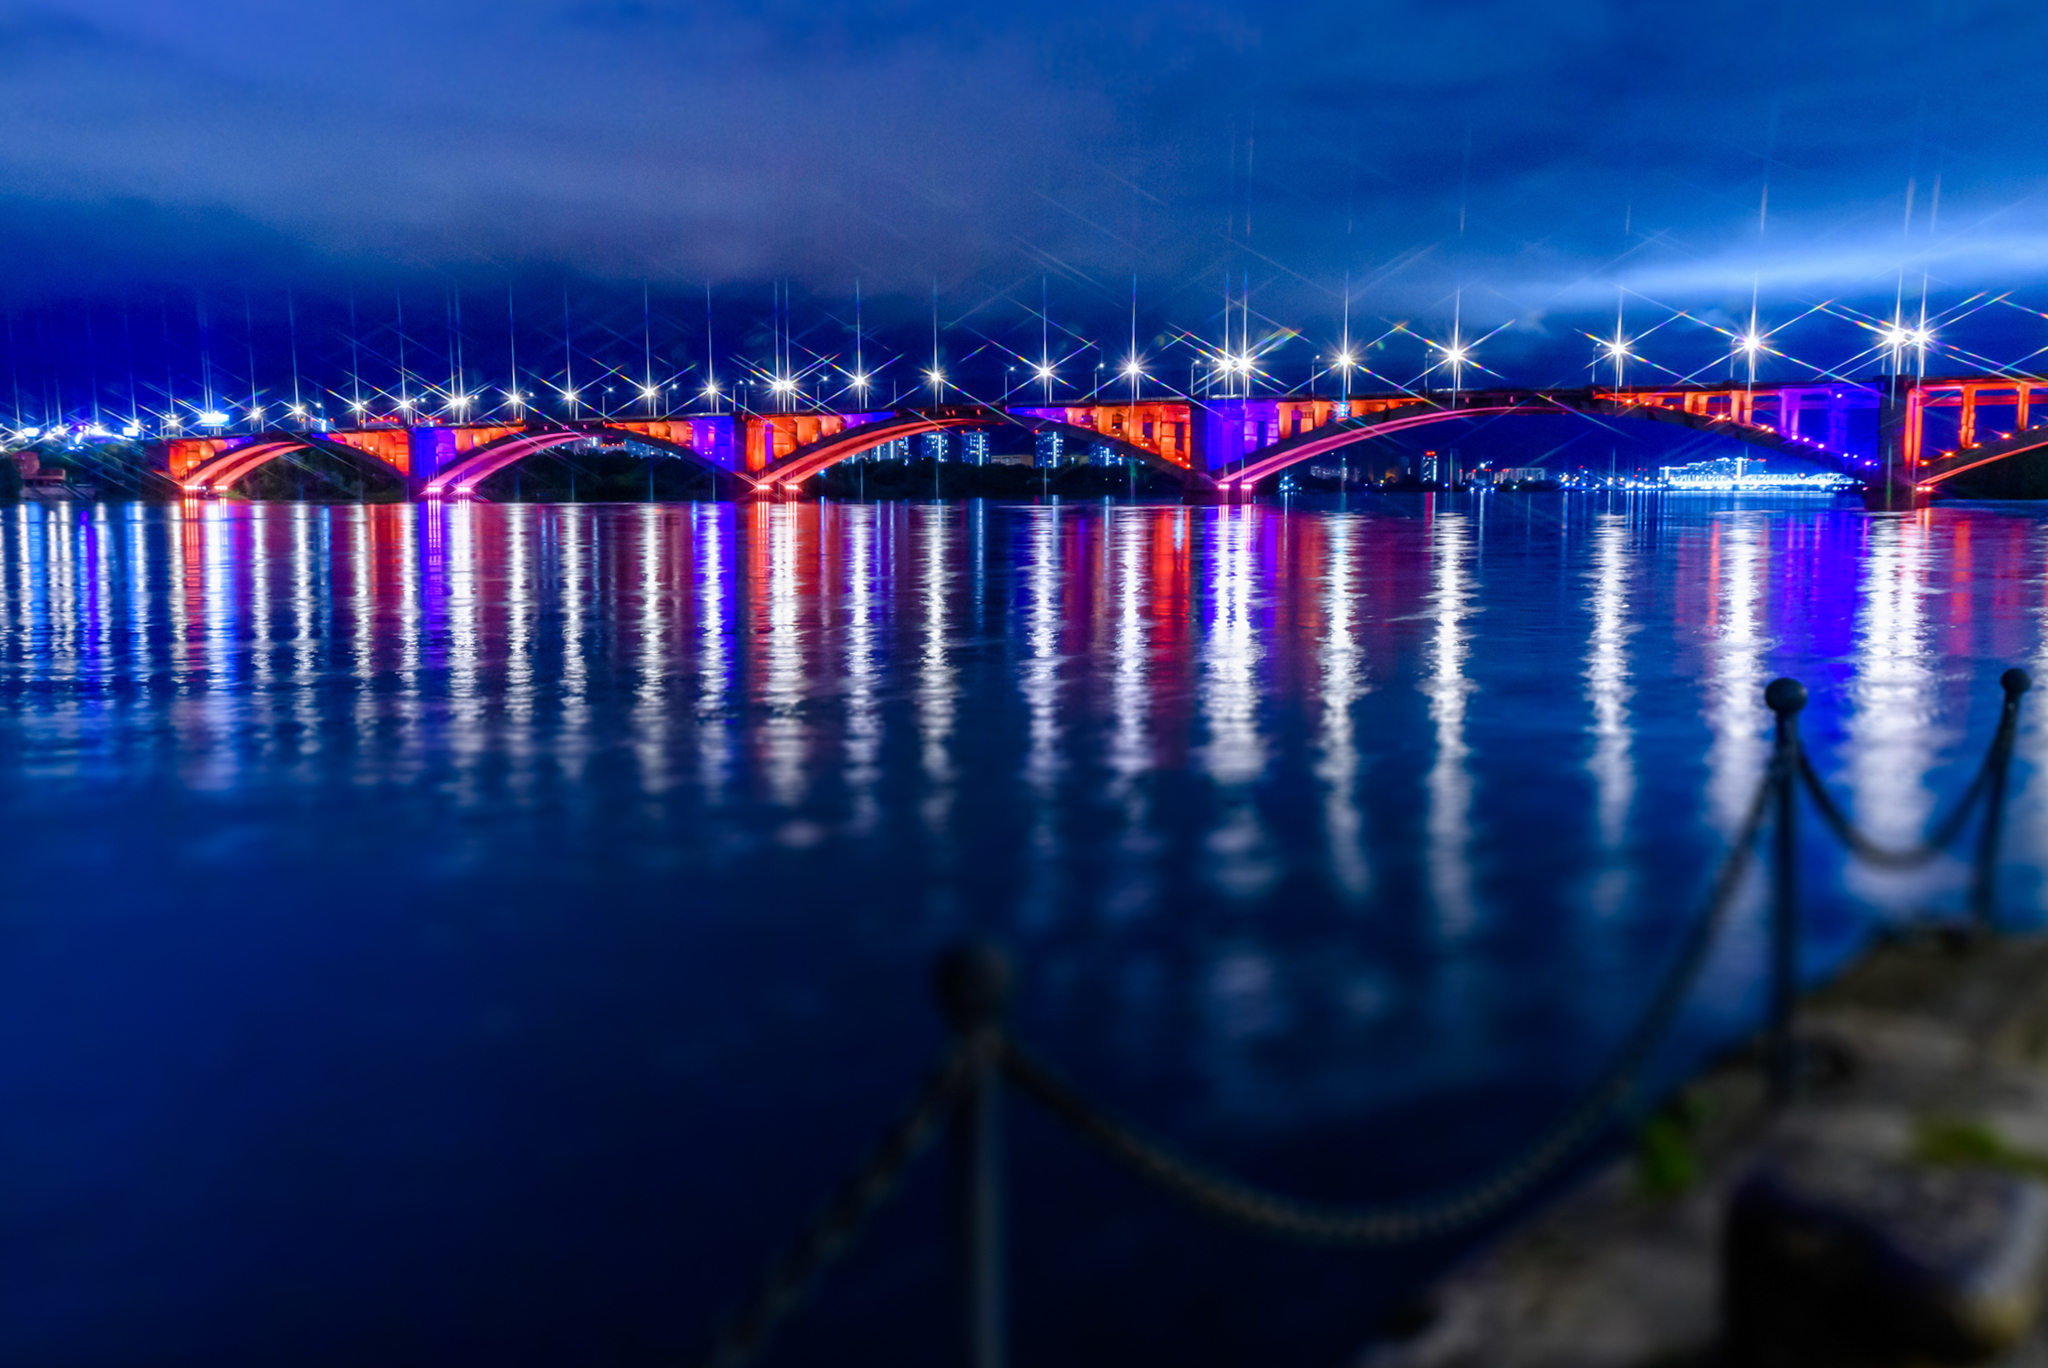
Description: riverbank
xmin=1366 ymin=929 xmax=2048 ymax=1367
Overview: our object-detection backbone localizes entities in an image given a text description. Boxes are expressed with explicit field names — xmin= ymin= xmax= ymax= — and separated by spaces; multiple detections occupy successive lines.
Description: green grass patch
xmin=1914 ymin=1117 xmax=2048 ymax=1180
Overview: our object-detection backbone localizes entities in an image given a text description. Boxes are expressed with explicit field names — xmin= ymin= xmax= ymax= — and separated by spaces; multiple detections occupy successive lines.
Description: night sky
xmin=5 ymin=0 xmax=2048 ymax=418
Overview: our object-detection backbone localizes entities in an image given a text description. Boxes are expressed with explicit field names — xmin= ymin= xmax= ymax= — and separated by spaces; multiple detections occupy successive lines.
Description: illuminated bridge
xmin=152 ymin=374 xmax=2048 ymax=505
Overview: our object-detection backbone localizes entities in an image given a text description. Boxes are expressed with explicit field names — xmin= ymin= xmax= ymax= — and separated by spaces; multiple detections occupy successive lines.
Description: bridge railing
xmin=691 ymin=669 xmax=2033 ymax=1367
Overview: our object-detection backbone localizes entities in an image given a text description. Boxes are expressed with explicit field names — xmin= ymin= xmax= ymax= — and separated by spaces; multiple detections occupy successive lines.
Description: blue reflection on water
xmin=1 ymin=496 xmax=2043 ymax=1365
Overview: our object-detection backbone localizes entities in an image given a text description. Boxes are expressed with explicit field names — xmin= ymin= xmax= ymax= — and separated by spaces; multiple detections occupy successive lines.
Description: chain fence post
xmin=1971 ymin=668 xmax=2031 ymax=930
xmin=1765 ymin=677 xmax=1808 ymax=1107
xmin=934 ymin=945 xmax=1010 ymax=1368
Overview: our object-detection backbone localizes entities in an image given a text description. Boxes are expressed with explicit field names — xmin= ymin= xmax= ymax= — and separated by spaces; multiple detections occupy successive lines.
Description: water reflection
xmin=1704 ymin=517 xmax=1769 ymax=833
xmin=1200 ymin=507 xmax=1275 ymax=900
xmin=1423 ymin=505 xmax=1477 ymax=936
xmin=1584 ymin=515 xmax=1635 ymax=856
xmin=6 ymin=500 xmax=2027 ymax=919
xmin=760 ymin=504 xmax=808 ymax=809
xmin=632 ymin=506 xmax=672 ymax=796
xmin=694 ymin=504 xmax=733 ymax=802
xmin=1018 ymin=507 xmax=1064 ymax=923
xmin=1843 ymin=514 xmax=1948 ymax=907
xmin=1317 ymin=514 xmax=1370 ymax=899
xmin=917 ymin=507 xmax=957 ymax=842
xmin=842 ymin=507 xmax=882 ymax=837
xmin=1 ymin=498 xmax=2043 ymax=1367
xmin=1104 ymin=508 xmax=1160 ymax=921
xmin=505 ymin=504 xmax=537 ymax=798
xmin=1200 ymin=507 xmax=1264 ymax=787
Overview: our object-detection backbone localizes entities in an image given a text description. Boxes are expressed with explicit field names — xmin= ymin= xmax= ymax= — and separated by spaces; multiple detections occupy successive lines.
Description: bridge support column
xmin=1866 ymin=375 xmax=1928 ymax=511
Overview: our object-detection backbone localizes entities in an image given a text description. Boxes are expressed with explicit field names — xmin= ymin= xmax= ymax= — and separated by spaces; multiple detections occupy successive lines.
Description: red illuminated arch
xmin=753 ymin=405 xmax=1212 ymax=494
xmin=1914 ymin=427 xmax=2048 ymax=489
xmin=420 ymin=423 xmax=738 ymax=497
xmin=178 ymin=435 xmax=409 ymax=496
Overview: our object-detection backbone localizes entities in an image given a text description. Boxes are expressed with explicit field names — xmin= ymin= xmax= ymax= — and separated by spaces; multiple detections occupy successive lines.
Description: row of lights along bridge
xmin=4 ymin=290 xmax=1959 ymax=443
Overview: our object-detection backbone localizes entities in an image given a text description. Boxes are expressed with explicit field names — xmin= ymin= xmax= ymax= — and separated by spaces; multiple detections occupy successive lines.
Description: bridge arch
xmin=753 ymin=406 xmax=1213 ymax=494
xmin=178 ymin=434 xmax=410 ymax=496
xmin=1211 ymin=392 xmax=1854 ymax=490
xmin=420 ymin=423 xmax=737 ymax=498
xmin=1915 ymin=426 xmax=2048 ymax=489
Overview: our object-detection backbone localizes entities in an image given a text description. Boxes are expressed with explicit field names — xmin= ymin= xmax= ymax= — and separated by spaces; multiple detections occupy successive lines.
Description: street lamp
xmin=1602 ymin=337 xmax=1629 ymax=390
xmin=1438 ymin=343 xmax=1468 ymax=398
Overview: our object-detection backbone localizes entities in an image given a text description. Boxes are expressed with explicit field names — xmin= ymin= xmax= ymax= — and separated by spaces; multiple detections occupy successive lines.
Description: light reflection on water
xmin=1 ymin=495 xmax=2045 ymax=1366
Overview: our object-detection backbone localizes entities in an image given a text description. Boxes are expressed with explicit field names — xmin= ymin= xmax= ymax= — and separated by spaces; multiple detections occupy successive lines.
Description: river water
xmin=3 ymin=495 xmax=2045 ymax=1366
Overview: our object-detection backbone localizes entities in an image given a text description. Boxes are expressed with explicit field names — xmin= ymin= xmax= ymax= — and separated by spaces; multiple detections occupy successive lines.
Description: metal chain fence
xmin=692 ymin=669 xmax=2031 ymax=1368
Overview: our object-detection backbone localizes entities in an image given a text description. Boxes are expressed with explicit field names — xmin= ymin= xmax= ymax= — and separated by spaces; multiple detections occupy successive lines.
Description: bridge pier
xmin=1861 ymin=478 xmax=1929 ymax=512
xmin=1861 ymin=479 xmax=1929 ymax=512
xmin=1866 ymin=376 xmax=1930 ymax=511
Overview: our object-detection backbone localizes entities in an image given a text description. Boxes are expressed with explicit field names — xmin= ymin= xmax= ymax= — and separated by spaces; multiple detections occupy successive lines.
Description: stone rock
xmin=1724 ymin=1145 xmax=2048 ymax=1366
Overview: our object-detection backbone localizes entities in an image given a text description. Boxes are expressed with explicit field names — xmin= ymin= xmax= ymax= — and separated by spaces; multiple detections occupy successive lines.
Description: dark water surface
xmin=4 ymin=495 xmax=2046 ymax=1366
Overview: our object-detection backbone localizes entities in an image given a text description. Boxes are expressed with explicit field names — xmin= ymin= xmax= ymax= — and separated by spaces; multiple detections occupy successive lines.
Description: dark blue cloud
xmin=3 ymin=0 xmax=2047 ymax=395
